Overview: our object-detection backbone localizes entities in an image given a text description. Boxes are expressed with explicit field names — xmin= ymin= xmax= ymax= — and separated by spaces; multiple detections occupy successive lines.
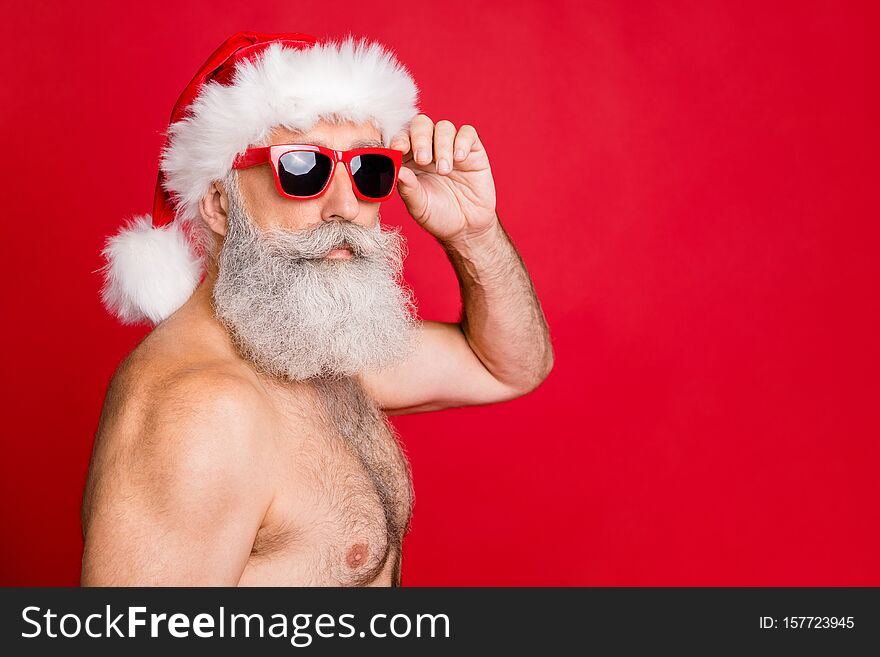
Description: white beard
xmin=211 ymin=180 xmax=418 ymax=382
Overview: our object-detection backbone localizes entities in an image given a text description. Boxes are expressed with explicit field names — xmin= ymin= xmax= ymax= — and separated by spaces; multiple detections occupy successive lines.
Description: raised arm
xmin=359 ymin=115 xmax=553 ymax=413
xmin=362 ymin=216 xmax=552 ymax=414
xmin=81 ymin=372 xmax=273 ymax=585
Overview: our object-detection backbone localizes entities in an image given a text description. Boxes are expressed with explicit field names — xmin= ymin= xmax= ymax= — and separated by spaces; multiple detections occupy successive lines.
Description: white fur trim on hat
xmin=99 ymin=215 xmax=202 ymax=326
xmin=161 ymin=34 xmax=420 ymax=227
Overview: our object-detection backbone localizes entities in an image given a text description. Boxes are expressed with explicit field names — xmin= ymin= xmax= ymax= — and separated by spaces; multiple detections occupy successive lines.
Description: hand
xmin=391 ymin=114 xmax=498 ymax=245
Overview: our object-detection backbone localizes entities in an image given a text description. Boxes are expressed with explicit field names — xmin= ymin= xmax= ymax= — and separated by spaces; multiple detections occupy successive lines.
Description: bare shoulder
xmin=114 ymin=348 xmax=269 ymax=451
xmin=83 ymin=338 xmax=276 ymax=531
xmin=81 ymin=343 xmax=277 ymax=584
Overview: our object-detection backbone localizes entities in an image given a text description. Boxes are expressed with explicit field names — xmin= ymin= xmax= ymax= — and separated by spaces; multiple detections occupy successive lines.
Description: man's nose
xmin=319 ymin=161 xmax=362 ymax=223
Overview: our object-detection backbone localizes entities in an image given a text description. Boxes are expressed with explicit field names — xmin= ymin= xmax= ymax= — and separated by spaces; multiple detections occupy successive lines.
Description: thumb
xmin=395 ymin=166 xmax=428 ymax=222
xmin=396 ymin=165 xmax=420 ymax=196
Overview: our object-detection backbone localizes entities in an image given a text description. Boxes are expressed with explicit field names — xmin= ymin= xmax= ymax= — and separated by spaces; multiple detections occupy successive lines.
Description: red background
xmin=1 ymin=1 xmax=877 ymax=586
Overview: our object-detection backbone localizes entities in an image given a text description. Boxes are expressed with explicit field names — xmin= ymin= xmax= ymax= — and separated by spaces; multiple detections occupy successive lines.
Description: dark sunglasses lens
xmin=278 ymin=151 xmax=332 ymax=197
xmin=351 ymin=154 xmax=396 ymax=199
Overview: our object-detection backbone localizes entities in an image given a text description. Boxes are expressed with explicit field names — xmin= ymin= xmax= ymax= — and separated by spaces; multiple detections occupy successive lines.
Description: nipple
xmin=346 ymin=543 xmax=369 ymax=568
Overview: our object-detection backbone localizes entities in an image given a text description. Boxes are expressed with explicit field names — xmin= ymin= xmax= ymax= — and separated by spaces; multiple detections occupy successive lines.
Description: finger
xmin=389 ymin=130 xmax=411 ymax=157
xmin=409 ymin=114 xmax=435 ymax=166
xmin=453 ymin=124 xmax=481 ymax=161
xmin=433 ymin=119 xmax=457 ymax=175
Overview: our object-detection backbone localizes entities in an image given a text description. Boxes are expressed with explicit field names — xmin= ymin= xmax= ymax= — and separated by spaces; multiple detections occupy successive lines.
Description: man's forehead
xmin=269 ymin=122 xmax=384 ymax=149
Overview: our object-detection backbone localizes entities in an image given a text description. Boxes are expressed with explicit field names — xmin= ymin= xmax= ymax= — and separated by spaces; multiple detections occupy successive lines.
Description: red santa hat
xmin=99 ymin=31 xmax=420 ymax=325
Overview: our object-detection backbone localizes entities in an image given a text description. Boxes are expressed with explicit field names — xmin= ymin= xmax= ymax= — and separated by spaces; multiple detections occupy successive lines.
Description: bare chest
xmin=238 ymin=378 xmax=414 ymax=586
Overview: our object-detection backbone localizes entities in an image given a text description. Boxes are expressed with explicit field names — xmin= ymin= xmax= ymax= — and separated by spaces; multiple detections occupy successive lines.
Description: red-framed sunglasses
xmin=232 ymin=144 xmax=402 ymax=202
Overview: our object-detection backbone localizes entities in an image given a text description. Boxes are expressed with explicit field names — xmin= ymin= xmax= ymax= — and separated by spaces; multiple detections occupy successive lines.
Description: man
xmin=81 ymin=32 xmax=552 ymax=586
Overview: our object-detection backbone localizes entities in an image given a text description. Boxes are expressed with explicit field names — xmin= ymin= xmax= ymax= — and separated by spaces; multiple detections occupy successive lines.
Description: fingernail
xmin=438 ymin=158 xmax=450 ymax=172
xmin=416 ymin=149 xmax=429 ymax=163
xmin=455 ymin=149 xmax=466 ymax=160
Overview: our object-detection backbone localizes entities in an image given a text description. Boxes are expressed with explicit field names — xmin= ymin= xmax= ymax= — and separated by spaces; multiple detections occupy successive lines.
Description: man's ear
xmin=199 ymin=181 xmax=228 ymax=237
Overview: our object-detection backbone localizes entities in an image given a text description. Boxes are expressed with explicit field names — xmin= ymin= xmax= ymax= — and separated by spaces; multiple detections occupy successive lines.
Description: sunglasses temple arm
xmin=232 ymin=147 xmax=271 ymax=169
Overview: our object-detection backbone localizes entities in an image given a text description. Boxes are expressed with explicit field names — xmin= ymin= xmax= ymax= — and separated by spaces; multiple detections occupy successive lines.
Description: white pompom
xmin=99 ymin=215 xmax=203 ymax=325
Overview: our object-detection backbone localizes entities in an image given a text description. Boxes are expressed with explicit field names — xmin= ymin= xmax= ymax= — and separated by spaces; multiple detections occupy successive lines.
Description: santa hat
xmin=99 ymin=31 xmax=420 ymax=326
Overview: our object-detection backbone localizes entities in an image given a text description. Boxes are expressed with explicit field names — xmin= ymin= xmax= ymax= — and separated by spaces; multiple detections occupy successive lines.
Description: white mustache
xmin=261 ymin=220 xmax=392 ymax=261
